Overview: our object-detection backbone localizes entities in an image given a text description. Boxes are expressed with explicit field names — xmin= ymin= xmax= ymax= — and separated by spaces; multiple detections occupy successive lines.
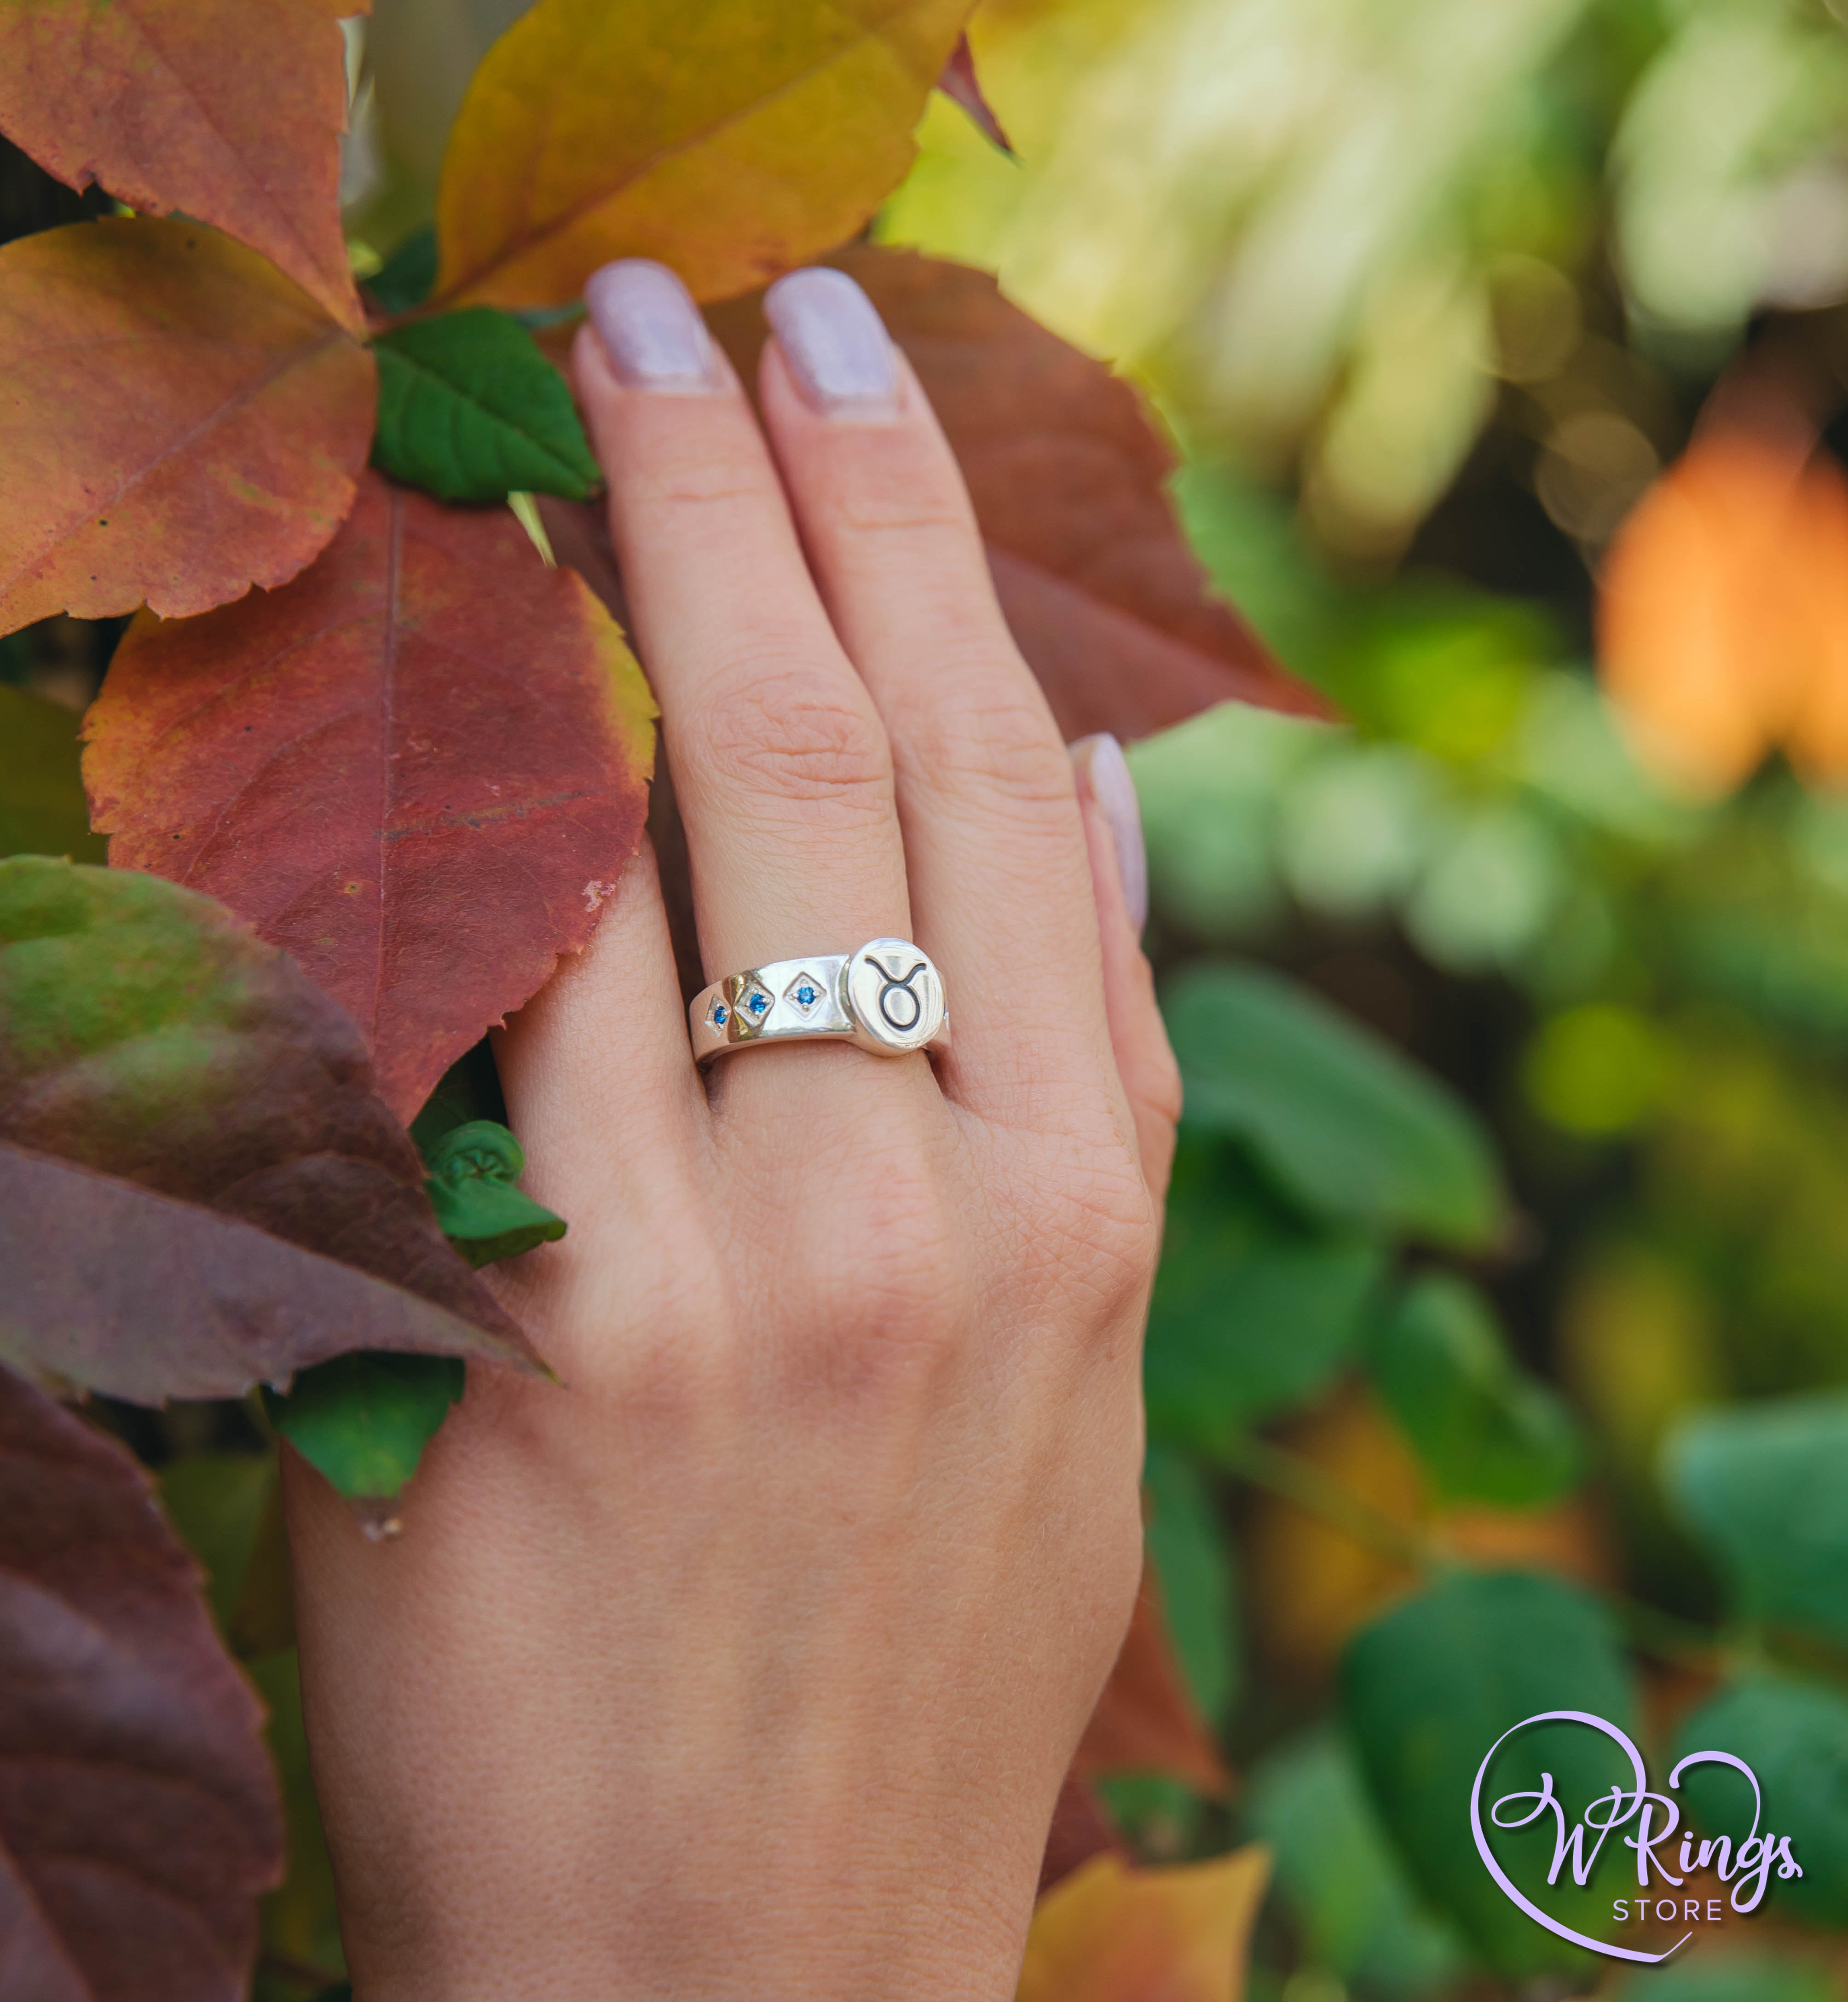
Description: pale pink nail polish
xmin=764 ymin=267 xmax=900 ymax=418
xmin=583 ymin=259 xmax=723 ymax=393
xmin=1071 ymin=733 xmax=1149 ymax=932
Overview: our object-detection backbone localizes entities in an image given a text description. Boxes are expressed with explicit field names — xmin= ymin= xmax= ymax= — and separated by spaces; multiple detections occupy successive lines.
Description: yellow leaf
xmin=432 ymin=0 xmax=973 ymax=309
xmin=1599 ymin=422 xmax=1848 ymax=798
xmin=1016 ymin=1850 xmax=1270 ymax=2002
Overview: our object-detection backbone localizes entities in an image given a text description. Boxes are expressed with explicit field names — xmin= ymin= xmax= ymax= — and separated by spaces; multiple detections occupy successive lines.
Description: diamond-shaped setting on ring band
xmin=736 ymin=981 xmax=774 ymax=1027
xmin=781 ymin=970 xmax=826 ymax=1017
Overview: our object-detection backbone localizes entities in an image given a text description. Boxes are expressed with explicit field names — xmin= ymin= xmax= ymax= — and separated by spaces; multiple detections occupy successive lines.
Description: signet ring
xmin=689 ymin=938 xmax=948 ymax=1065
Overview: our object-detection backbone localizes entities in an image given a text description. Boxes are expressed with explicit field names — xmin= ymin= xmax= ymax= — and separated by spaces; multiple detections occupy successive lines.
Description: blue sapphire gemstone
xmin=712 ymin=1004 xmax=729 ymax=1026
xmin=748 ymin=993 xmax=769 ymax=1014
xmin=797 ymin=985 xmax=817 ymax=1006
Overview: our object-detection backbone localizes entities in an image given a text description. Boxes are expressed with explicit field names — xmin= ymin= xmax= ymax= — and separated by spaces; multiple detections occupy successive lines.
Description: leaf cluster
xmin=0 ymin=0 xmax=1327 ymax=1990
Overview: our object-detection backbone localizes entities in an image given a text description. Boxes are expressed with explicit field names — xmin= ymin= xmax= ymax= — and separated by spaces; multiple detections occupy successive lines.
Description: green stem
xmin=1223 ymin=1432 xmax=1731 ymax=1674
xmin=254 ymin=1952 xmax=345 ymax=1992
xmin=1221 ymin=1432 xmax=1438 ymax=1574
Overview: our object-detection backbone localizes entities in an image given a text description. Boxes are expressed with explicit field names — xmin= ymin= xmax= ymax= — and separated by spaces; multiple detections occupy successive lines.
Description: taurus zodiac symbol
xmin=872 ymin=956 xmax=928 ymax=1033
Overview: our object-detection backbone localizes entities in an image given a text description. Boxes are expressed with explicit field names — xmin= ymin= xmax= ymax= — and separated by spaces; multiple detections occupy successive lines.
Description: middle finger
xmin=573 ymin=263 xmax=916 ymax=1061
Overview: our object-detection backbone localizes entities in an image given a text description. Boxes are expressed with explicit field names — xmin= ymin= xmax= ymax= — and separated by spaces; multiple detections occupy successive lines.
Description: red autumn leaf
xmin=708 ymin=245 xmax=1325 ymax=743
xmin=938 ymin=32 xmax=1013 ymax=156
xmin=0 ymin=217 xmax=375 ymax=636
xmin=1600 ymin=409 xmax=1848 ymax=798
xmin=0 ymin=1365 xmax=283 ymax=2001
xmin=85 ymin=471 xmax=657 ymax=1123
xmin=0 ymin=0 xmax=365 ymax=333
xmin=1075 ymin=1562 xmax=1230 ymax=1799
xmin=1016 ymin=1849 xmax=1271 ymax=2002
xmin=1040 ymin=1771 xmax=1126 ymax=1895
xmin=0 ymin=857 xmax=536 ymax=1403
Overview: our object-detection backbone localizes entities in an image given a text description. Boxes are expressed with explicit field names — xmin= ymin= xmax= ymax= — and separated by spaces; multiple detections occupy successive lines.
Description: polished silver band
xmin=690 ymin=938 xmax=948 ymax=1065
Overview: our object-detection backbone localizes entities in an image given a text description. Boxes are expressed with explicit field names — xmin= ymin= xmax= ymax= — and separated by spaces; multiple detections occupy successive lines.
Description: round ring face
xmin=844 ymin=938 xmax=946 ymax=1053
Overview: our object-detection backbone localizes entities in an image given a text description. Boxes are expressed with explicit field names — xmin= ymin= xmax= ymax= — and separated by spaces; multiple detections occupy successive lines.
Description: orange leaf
xmin=1016 ymin=1849 xmax=1270 ymax=2002
xmin=1599 ymin=424 xmax=1848 ymax=797
xmin=0 ymin=217 xmax=375 ymax=636
xmin=1075 ymin=1562 xmax=1230 ymax=1799
xmin=0 ymin=0 xmax=365 ymax=333
xmin=84 ymin=472 xmax=657 ymax=1122
xmin=705 ymin=246 xmax=1324 ymax=741
xmin=1779 ymin=457 xmax=1848 ymax=788
xmin=434 ymin=0 xmax=973 ymax=310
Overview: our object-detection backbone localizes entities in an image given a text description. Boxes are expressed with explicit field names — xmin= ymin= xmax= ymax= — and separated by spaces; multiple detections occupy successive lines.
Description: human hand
xmin=283 ymin=259 xmax=1181 ymax=2002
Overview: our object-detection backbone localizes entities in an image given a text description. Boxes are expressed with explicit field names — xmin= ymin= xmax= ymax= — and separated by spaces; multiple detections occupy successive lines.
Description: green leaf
xmin=1163 ymin=960 xmax=1502 ymax=1247
xmin=1145 ymin=1140 xmax=1385 ymax=1449
xmin=246 ymin=1649 xmax=344 ymax=1984
xmin=1620 ymin=1951 xmax=1837 ymax=2002
xmin=421 ymin=1117 xmax=566 ymax=1268
xmin=265 ymin=1351 xmax=464 ymax=1522
xmin=1342 ymin=1569 xmax=1637 ymax=1978
xmin=1663 ymin=1392 xmax=1848 ymax=1646
xmin=367 ymin=224 xmax=439 ymax=316
xmin=0 ymin=856 xmax=535 ymax=1402
xmin=0 ymin=683 xmax=105 ymax=862
xmin=370 ymin=306 xmax=601 ymax=503
xmin=409 ymin=1036 xmax=508 ymax=1153
xmin=1369 ymin=1273 xmax=1582 ymax=1507
xmin=1673 ymin=1675 xmax=1848 ymax=1929
xmin=1247 ymin=1727 xmax=1472 ymax=1999
xmin=158 ymin=1449 xmax=276 ymax=1634
xmin=1143 ymin=1446 xmax=1239 ymax=1726
xmin=225 ymin=1463 xmax=296 ymax=1659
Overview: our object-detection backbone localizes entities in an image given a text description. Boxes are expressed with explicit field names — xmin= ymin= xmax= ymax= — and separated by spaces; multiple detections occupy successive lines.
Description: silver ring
xmin=690 ymin=938 xmax=948 ymax=1065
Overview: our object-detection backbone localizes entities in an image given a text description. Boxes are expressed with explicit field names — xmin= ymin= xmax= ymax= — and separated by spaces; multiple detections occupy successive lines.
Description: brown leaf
xmin=0 ymin=0 xmax=365 ymax=332
xmin=938 ymin=32 xmax=1013 ymax=156
xmin=432 ymin=0 xmax=973 ymax=309
xmin=1075 ymin=1562 xmax=1230 ymax=1799
xmin=1599 ymin=412 xmax=1848 ymax=798
xmin=0 ymin=217 xmax=375 ymax=636
xmin=85 ymin=472 xmax=657 ymax=1122
xmin=1016 ymin=1849 xmax=1271 ymax=2002
xmin=0 ymin=1365 xmax=283 ymax=2001
xmin=708 ymin=246 xmax=1325 ymax=741
xmin=0 ymin=856 xmax=535 ymax=1403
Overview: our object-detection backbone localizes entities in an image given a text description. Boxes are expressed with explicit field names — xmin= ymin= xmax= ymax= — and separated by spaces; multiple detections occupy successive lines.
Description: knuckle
xmin=832 ymin=485 xmax=974 ymax=542
xmin=627 ymin=452 xmax=786 ymax=516
xmin=682 ymin=662 xmax=892 ymax=815
xmin=1140 ymin=1030 xmax=1184 ymax=1135
xmin=1071 ymin=1173 xmax=1163 ymax=1303
xmin=896 ymin=679 xmax=1070 ymax=812
xmin=1014 ymin=1118 xmax=1162 ymax=1311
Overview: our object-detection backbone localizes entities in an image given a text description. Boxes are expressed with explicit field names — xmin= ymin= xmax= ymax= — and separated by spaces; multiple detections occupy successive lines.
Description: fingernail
xmin=583 ymin=259 xmax=723 ymax=393
xmin=764 ymin=266 xmax=900 ymax=417
xmin=1071 ymin=733 xmax=1148 ymax=933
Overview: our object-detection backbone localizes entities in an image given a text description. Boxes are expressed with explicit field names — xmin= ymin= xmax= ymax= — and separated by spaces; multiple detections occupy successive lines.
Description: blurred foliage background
xmin=883 ymin=0 xmax=1848 ymax=1996
xmin=10 ymin=0 xmax=1848 ymax=1996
